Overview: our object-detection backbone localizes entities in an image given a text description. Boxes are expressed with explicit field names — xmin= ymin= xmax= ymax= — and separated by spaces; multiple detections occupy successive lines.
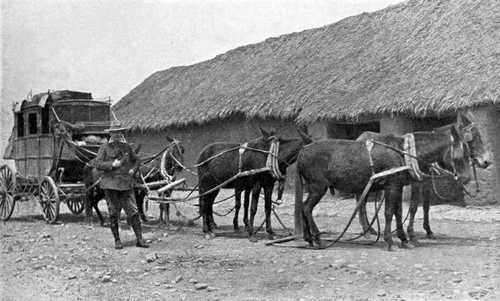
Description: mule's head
xmin=440 ymin=126 xmax=472 ymax=185
xmin=259 ymin=126 xmax=312 ymax=168
xmin=457 ymin=112 xmax=492 ymax=168
xmin=162 ymin=136 xmax=185 ymax=176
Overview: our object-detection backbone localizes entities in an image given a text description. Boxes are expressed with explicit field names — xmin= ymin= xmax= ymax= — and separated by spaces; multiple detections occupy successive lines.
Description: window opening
xmin=41 ymin=106 xmax=50 ymax=134
xmin=28 ymin=113 xmax=38 ymax=135
xmin=16 ymin=113 xmax=25 ymax=137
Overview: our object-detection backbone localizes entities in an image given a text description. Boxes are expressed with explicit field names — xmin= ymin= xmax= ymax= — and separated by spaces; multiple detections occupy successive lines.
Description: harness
xmin=365 ymin=133 xmax=462 ymax=181
xmin=364 ymin=132 xmax=470 ymax=202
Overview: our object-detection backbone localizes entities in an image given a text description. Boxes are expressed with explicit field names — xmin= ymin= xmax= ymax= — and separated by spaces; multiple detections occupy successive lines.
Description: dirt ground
xmin=1 ymin=190 xmax=499 ymax=301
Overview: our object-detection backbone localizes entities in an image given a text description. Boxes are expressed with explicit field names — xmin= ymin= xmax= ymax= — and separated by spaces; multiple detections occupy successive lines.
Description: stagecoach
xmin=0 ymin=90 xmax=112 ymax=223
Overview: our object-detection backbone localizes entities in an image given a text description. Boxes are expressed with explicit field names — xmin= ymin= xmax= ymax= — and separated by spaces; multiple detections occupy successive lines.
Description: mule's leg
xmin=233 ymin=188 xmax=242 ymax=232
xmin=92 ymin=191 xmax=107 ymax=226
xmin=263 ymin=184 xmax=275 ymax=238
xmin=243 ymin=188 xmax=250 ymax=230
xmin=302 ymin=182 xmax=327 ymax=248
xmin=300 ymin=179 xmax=316 ymax=246
xmin=358 ymin=193 xmax=378 ymax=235
xmin=422 ymin=189 xmax=435 ymax=239
xmin=84 ymin=192 xmax=93 ymax=224
xmin=165 ymin=203 xmax=170 ymax=226
xmin=94 ymin=203 xmax=106 ymax=226
xmin=208 ymin=197 xmax=217 ymax=230
xmin=247 ymin=187 xmax=261 ymax=242
xmin=392 ymin=185 xmax=410 ymax=248
xmin=301 ymin=208 xmax=313 ymax=246
xmin=383 ymin=186 xmax=396 ymax=251
xmin=407 ymin=184 xmax=422 ymax=244
xmin=199 ymin=180 xmax=219 ymax=239
xmin=159 ymin=204 xmax=165 ymax=224
xmin=136 ymin=190 xmax=148 ymax=222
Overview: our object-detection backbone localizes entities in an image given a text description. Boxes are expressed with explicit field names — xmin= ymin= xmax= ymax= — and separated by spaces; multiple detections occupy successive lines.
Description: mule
xmin=296 ymin=127 xmax=471 ymax=250
xmin=356 ymin=112 xmax=492 ymax=242
xmin=197 ymin=127 xmax=311 ymax=241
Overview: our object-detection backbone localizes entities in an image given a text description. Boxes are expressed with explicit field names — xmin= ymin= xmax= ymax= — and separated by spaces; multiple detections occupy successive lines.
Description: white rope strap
xmin=403 ymin=133 xmax=424 ymax=181
xmin=238 ymin=143 xmax=248 ymax=173
xmin=160 ymin=150 xmax=173 ymax=183
xmin=266 ymin=139 xmax=283 ymax=179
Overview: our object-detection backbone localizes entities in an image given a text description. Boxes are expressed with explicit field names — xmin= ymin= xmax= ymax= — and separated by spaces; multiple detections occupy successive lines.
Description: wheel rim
xmin=39 ymin=177 xmax=60 ymax=224
xmin=67 ymin=197 xmax=84 ymax=215
xmin=0 ymin=165 xmax=16 ymax=221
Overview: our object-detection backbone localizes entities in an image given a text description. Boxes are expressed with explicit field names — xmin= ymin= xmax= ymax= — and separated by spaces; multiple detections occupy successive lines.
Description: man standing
xmin=94 ymin=121 xmax=149 ymax=249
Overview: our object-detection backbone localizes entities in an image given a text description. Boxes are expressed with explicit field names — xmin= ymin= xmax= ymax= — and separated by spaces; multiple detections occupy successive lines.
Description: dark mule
xmin=357 ymin=112 xmax=492 ymax=242
xmin=296 ymin=127 xmax=471 ymax=250
xmin=83 ymin=137 xmax=184 ymax=225
xmin=197 ymin=127 xmax=311 ymax=241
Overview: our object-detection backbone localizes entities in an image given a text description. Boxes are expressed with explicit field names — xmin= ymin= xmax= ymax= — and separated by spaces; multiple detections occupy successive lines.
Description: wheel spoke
xmin=0 ymin=200 xmax=5 ymax=217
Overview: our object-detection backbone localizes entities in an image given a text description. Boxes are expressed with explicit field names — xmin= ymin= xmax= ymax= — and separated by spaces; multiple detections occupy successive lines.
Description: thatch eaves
xmin=114 ymin=0 xmax=500 ymax=131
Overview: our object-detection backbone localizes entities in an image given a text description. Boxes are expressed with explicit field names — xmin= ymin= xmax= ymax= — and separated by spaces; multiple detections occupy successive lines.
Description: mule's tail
xmin=294 ymin=168 xmax=304 ymax=237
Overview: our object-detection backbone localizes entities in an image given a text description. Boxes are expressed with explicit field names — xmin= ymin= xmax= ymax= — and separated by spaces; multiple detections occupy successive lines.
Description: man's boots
xmin=130 ymin=214 xmax=149 ymax=248
xmin=110 ymin=215 xmax=123 ymax=249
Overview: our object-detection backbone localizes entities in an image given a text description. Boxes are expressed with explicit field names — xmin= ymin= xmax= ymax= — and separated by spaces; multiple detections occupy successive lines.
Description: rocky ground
xmin=1 ymin=190 xmax=499 ymax=300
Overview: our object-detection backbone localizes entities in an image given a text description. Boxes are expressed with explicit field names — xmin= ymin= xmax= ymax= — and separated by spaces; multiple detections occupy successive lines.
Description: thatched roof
xmin=115 ymin=0 xmax=500 ymax=131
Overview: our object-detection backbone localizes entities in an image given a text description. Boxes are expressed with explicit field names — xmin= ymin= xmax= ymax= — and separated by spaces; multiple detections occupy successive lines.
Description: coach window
xmin=16 ymin=113 xmax=25 ymax=137
xmin=28 ymin=112 xmax=38 ymax=135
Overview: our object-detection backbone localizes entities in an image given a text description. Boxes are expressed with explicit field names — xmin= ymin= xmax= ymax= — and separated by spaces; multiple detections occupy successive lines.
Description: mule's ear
xmin=463 ymin=111 xmax=474 ymax=125
xmin=296 ymin=126 xmax=312 ymax=143
xmin=457 ymin=111 xmax=473 ymax=127
xmin=134 ymin=144 xmax=142 ymax=154
xmin=166 ymin=136 xmax=174 ymax=142
xmin=259 ymin=126 xmax=270 ymax=138
xmin=450 ymin=125 xmax=461 ymax=143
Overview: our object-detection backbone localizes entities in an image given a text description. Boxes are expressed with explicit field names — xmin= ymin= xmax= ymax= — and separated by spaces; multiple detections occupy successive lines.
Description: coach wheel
xmin=0 ymin=165 xmax=16 ymax=221
xmin=67 ymin=197 xmax=85 ymax=215
xmin=39 ymin=177 xmax=60 ymax=224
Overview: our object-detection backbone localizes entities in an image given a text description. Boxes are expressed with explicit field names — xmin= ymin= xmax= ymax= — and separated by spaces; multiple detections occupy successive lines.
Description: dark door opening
xmin=328 ymin=121 xmax=380 ymax=140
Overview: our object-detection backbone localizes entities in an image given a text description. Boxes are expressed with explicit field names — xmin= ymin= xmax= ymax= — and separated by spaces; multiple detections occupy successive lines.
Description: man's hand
xmin=128 ymin=169 xmax=135 ymax=175
xmin=112 ymin=159 xmax=122 ymax=168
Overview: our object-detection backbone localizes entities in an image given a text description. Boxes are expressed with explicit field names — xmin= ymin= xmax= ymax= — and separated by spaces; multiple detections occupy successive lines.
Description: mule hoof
xmin=101 ymin=222 xmax=110 ymax=228
xmin=233 ymin=226 xmax=240 ymax=233
xmin=386 ymin=245 xmax=394 ymax=252
xmin=399 ymin=241 xmax=413 ymax=249
xmin=204 ymin=233 xmax=215 ymax=240
xmin=249 ymin=236 xmax=258 ymax=243
xmin=362 ymin=232 xmax=373 ymax=239
xmin=312 ymin=239 xmax=323 ymax=249
xmin=267 ymin=233 xmax=275 ymax=240
xmin=426 ymin=233 xmax=436 ymax=240
xmin=409 ymin=238 xmax=420 ymax=246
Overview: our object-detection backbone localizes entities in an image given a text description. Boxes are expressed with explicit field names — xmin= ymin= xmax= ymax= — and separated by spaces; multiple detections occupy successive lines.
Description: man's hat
xmin=105 ymin=120 xmax=129 ymax=132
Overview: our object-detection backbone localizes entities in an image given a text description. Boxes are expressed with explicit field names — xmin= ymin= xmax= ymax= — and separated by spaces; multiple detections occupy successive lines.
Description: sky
xmin=0 ymin=0 xmax=400 ymax=161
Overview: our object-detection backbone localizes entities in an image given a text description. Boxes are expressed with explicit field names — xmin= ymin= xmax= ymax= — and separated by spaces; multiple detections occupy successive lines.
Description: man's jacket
xmin=94 ymin=141 xmax=139 ymax=191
